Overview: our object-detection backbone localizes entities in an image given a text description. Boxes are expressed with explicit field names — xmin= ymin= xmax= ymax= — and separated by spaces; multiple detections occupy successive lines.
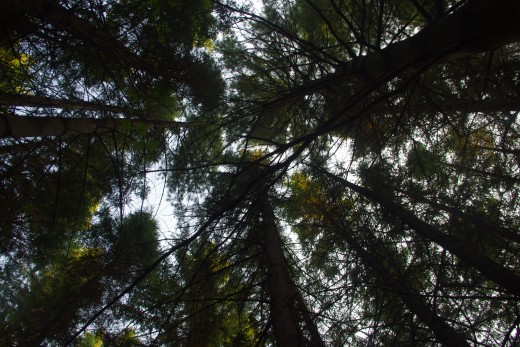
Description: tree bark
xmin=398 ymin=189 xmax=520 ymax=245
xmin=446 ymin=162 xmax=520 ymax=184
xmin=259 ymin=192 xmax=307 ymax=347
xmin=266 ymin=0 xmax=520 ymax=104
xmin=338 ymin=0 xmax=520 ymax=81
xmin=317 ymin=168 xmax=520 ymax=297
xmin=294 ymin=290 xmax=325 ymax=347
xmin=256 ymin=182 xmax=325 ymax=347
xmin=0 ymin=93 xmax=135 ymax=114
xmin=0 ymin=113 xmax=191 ymax=138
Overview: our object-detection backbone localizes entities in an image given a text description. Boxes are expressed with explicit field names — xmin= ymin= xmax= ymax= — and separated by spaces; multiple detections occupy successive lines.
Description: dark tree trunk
xmin=318 ymin=168 xmax=520 ymax=297
xmin=264 ymin=0 xmax=520 ymax=105
xmin=369 ymin=97 xmax=520 ymax=118
xmin=446 ymin=163 xmax=520 ymax=184
xmin=257 ymin=182 xmax=325 ymax=347
xmin=328 ymin=216 xmax=471 ymax=347
xmin=259 ymin=192 xmax=307 ymax=347
xmin=0 ymin=93 xmax=135 ymax=114
xmin=0 ymin=113 xmax=191 ymax=138
xmin=399 ymin=189 xmax=520 ymax=245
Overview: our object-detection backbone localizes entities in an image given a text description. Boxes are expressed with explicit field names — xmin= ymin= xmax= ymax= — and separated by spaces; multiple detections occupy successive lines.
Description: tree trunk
xmin=265 ymin=0 xmax=520 ymax=104
xmin=474 ymin=145 xmax=520 ymax=156
xmin=327 ymin=215 xmax=471 ymax=347
xmin=318 ymin=168 xmax=520 ymax=297
xmin=446 ymin=162 xmax=520 ymax=184
xmin=257 ymin=182 xmax=325 ymax=347
xmin=0 ymin=113 xmax=191 ymax=138
xmin=259 ymin=192 xmax=307 ymax=347
xmin=338 ymin=0 xmax=520 ymax=81
xmin=398 ymin=189 xmax=520 ymax=245
xmin=0 ymin=93 xmax=136 ymax=114
xmin=295 ymin=291 xmax=326 ymax=347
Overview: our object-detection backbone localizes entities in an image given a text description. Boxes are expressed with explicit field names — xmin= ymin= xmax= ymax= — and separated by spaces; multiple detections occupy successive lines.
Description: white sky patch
xmin=144 ymin=170 xmax=177 ymax=238
xmin=124 ymin=162 xmax=177 ymax=245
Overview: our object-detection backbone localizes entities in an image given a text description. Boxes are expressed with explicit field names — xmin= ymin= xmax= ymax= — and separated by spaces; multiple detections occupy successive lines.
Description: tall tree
xmin=1 ymin=0 xmax=519 ymax=346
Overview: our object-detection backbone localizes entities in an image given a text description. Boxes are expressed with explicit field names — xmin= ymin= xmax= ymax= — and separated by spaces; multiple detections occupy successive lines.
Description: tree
xmin=0 ymin=113 xmax=195 ymax=138
xmin=1 ymin=0 xmax=519 ymax=346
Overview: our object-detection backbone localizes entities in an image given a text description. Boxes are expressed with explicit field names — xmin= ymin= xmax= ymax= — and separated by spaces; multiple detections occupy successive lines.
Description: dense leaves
xmin=1 ymin=0 xmax=519 ymax=346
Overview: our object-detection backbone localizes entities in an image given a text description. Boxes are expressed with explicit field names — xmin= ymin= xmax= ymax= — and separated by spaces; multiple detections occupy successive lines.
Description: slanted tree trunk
xmin=445 ymin=162 xmax=520 ymax=184
xmin=263 ymin=0 xmax=520 ymax=106
xmin=317 ymin=167 xmax=520 ymax=297
xmin=0 ymin=113 xmax=192 ymax=138
xmin=398 ymin=189 xmax=520 ymax=245
xmin=474 ymin=145 xmax=520 ymax=156
xmin=325 ymin=214 xmax=471 ymax=347
xmin=337 ymin=0 xmax=520 ymax=81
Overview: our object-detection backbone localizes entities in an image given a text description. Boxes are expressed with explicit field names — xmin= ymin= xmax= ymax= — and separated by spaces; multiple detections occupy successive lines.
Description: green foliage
xmin=181 ymin=53 xmax=226 ymax=112
xmin=1 ymin=0 xmax=520 ymax=346
xmin=1 ymin=246 xmax=105 ymax=345
xmin=117 ymin=211 xmax=160 ymax=268
xmin=169 ymin=240 xmax=259 ymax=347
xmin=109 ymin=0 xmax=217 ymax=50
xmin=406 ymin=141 xmax=443 ymax=179
xmin=0 ymin=140 xmax=111 ymax=264
xmin=78 ymin=328 xmax=141 ymax=347
xmin=123 ymin=79 xmax=181 ymax=120
xmin=0 ymin=45 xmax=31 ymax=93
xmin=77 ymin=331 xmax=103 ymax=347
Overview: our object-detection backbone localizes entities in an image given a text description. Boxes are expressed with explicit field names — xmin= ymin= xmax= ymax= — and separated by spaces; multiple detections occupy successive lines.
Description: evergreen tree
xmin=1 ymin=0 xmax=519 ymax=346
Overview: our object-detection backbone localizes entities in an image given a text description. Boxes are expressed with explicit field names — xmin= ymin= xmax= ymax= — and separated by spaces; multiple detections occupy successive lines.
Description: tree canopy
xmin=1 ymin=0 xmax=519 ymax=346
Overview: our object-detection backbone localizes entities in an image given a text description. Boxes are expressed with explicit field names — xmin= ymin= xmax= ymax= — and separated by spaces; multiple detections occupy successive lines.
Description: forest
xmin=0 ymin=0 xmax=519 ymax=346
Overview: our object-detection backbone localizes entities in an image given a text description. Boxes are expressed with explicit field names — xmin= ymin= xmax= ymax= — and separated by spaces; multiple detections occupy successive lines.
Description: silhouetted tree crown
xmin=0 ymin=0 xmax=519 ymax=346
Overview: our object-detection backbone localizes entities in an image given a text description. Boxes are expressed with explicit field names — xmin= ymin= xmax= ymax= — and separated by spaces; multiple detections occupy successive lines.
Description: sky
xmin=134 ymin=0 xmax=267 ymax=238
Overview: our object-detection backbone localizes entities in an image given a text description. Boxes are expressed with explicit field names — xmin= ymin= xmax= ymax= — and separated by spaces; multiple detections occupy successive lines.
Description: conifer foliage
xmin=0 ymin=0 xmax=519 ymax=345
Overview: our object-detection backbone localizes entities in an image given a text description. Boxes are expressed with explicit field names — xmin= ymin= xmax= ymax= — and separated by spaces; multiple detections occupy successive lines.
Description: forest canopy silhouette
xmin=0 ymin=0 xmax=519 ymax=346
